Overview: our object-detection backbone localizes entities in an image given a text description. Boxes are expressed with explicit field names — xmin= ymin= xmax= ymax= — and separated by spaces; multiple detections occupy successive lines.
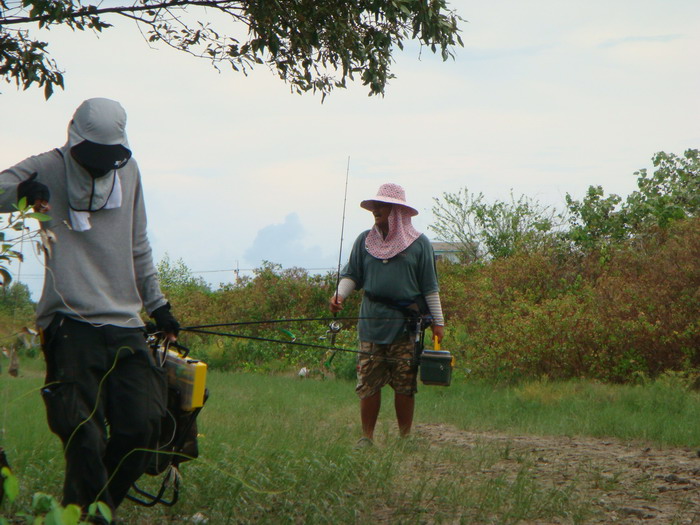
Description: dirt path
xmin=413 ymin=423 xmax=700 ymax=524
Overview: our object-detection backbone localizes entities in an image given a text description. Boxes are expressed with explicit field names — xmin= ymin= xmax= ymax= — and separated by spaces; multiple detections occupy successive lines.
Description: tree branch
xmin=1 ymin=0 xmax=245 ymax=26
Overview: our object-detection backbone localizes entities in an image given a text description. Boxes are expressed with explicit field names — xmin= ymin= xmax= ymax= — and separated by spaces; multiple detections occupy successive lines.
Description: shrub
xmin=440 ymin=218 xmax=700 ymax=382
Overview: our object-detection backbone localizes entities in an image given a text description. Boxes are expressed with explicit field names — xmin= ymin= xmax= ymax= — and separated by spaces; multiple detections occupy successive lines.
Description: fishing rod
xmin=328 ymin=156 xmax=351 ymax=350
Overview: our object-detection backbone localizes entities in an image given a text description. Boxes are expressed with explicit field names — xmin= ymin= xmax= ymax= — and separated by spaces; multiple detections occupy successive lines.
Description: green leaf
xmin=32 ymin=492 xmax=57 ymax=514
xmin=1 ymin=467 xmax=19 ymax=503
xmin=87 ymin=501 xmax=112 ymax=522
xmin=62 ymin=504 xmax=82 ymax=525
xmin=26 ymin=212 xmax=51 ymax=222
xmin=279 ymin=329 xmax=296 ymax=341
xmin=0 ymin=269 xmax=12 ymax=287
xmin=44 ymin=505 xmax=64 ymax=525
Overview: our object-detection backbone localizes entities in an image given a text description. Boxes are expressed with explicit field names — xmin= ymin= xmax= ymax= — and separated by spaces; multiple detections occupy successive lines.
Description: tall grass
xmin=2 ymin=357 xmax=700 ymax=523
xmin=421 ymin=376 xmax=700 ymax=447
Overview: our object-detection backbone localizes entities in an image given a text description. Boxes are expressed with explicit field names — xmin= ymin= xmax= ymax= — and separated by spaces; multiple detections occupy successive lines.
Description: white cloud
xmin=243 ymin=212 xmax=336 ymax=269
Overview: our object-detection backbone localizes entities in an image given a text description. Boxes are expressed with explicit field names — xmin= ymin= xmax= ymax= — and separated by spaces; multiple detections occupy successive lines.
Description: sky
xmin=1 ymin=0 xmax=699 ymax=299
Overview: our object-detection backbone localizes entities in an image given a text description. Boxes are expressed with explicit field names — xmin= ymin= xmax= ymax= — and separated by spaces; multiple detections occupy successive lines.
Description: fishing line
xmin=180 ymin=327 xmax=414 ymax=364
xmin=182 ymin=315 xmax=403 ymax=330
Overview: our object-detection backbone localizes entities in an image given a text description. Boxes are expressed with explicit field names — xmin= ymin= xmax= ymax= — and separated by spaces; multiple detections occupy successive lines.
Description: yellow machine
xmin=164 ymin=350 xmax=208 ymax=411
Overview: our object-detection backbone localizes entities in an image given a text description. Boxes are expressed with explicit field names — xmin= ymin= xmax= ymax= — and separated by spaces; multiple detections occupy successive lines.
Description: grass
xmin=1 ymin=356 xmax=700 ymax=523
xmin=422 ymin=376 xmax=700 ymax=447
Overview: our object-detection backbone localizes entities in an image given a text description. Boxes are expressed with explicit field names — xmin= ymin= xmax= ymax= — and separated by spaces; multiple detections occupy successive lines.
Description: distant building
xmin=431 ymin=242 xmax=462 ymax=263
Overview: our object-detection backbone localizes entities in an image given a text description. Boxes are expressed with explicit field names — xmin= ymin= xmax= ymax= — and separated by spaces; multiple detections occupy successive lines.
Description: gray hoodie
xmin=0 ymin=98 xmax=166 ymax=329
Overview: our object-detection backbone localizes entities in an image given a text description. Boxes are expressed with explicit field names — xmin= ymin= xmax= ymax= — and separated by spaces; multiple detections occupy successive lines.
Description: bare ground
xmin=408 ymin=423 xmax=700 ymax=524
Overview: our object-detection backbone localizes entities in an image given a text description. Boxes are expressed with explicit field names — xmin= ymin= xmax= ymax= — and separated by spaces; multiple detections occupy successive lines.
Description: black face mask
xmin=83 ymin=165 xmax=113 ymax=179
xmin=70 ymin=141 xmax=130 ymax=178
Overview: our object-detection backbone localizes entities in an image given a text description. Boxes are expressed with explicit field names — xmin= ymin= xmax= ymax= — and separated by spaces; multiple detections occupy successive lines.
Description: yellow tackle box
xmin=164 ymin=350 xmax=208 ymax=411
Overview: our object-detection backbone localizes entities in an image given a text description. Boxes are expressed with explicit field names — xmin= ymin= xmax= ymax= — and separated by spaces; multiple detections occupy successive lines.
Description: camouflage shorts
xmin=355 ymin=337 xmax=417 ymax=399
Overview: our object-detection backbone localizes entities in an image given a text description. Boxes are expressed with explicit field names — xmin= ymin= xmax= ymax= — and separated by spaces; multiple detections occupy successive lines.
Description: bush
xmin=163 ymin=261 xmax=362 ymax=374
xmin=440 ymin=218 xmax=700 ymax=382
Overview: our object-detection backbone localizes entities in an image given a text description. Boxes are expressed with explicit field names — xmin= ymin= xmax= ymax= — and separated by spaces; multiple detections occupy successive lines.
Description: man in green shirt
xmin=330 ymin=183 xmax=445 ymax=446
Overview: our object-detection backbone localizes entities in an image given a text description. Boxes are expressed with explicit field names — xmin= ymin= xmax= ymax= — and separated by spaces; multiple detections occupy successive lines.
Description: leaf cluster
xmin=429 ymin=188 xmax=561 ymax=262
xmin=0 ymin=195 xmax=50 ymax=289
xmin=0 ymin=484 xmax=112 ymax=524
xmin=0 ymin=0 xmax=111 ymax=98
xmin=565 ymin=149 xmax=700 ymax=250
xmin=1 ymin=0 xmax=463 ymax=99
xmin=0 ymin=29 xmax=63 ymax=98
xmin=430 ymin=150 xmax=700 ymax=262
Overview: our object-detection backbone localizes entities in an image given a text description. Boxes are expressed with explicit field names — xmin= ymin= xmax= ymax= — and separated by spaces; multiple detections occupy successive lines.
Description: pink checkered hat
xmin=360 ymin=183 xmax=418 ymax=216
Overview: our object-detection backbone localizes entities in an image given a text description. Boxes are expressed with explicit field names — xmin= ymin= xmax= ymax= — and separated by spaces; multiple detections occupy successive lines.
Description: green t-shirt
xmin=341 ymin=231 xmax=439 ymax=344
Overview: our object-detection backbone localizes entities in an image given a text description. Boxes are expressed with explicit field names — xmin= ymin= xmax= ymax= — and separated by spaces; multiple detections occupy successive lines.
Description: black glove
xmin=17 ymin=172 xmax=50 ymax=207
xmin=151 ymin=303 xmax=180 ymax=337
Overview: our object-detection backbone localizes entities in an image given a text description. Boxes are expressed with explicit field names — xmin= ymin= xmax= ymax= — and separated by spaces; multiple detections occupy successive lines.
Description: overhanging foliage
xmin=0 ymin=0 xmax=464 ymax=98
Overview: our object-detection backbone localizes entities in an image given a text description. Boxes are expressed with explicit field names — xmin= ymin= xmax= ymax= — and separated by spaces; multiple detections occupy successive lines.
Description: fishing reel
xmin=325 ymin=320 xmax=341 ymax=345
xmin=144 ymin=322 xmax=190 ymax=358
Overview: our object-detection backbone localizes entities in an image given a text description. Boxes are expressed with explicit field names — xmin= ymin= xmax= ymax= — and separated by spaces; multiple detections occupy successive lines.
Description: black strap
xmin=363 ymin=291 xmax=430 ymax=322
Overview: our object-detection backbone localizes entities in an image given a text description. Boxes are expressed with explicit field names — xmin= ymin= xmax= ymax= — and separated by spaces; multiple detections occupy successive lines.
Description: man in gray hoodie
xmin=0 ymin=98 xmax=179 ymax=518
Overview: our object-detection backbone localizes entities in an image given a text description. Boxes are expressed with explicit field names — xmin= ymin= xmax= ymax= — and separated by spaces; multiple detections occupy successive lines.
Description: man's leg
xmin=41 ymin=318 xmax=114 ymax=510
xmin=356 ymin=341 xmax=389 ymax=443
xmin=360 ymin=391 xmax=381 ymax=440
xmin=388 ymin=336 xmax=418 ymax=437
xmin=394 ymin=393 xmax=415 ymax=436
